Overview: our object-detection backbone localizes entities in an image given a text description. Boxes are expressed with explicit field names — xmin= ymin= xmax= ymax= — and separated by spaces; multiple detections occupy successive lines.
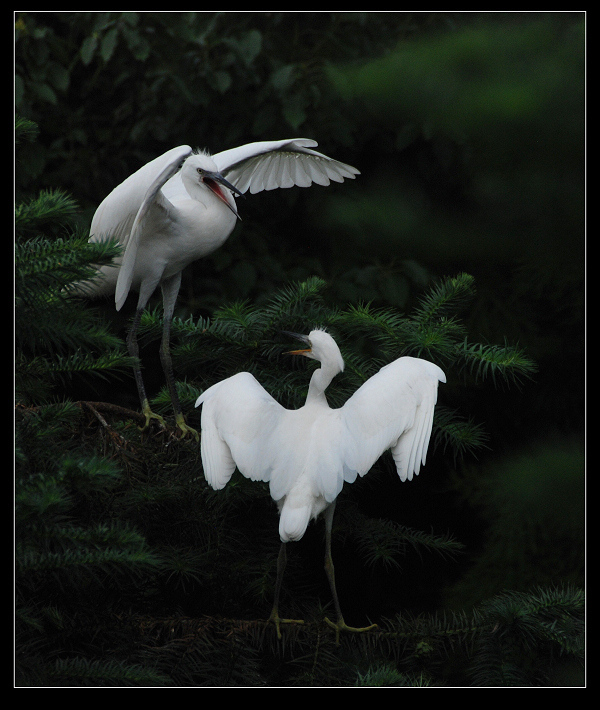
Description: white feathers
xmin=213 ymin=138 xmax=360 ymax=194
xmin=197 ymin=372 xmax=285 ymax=489
xmin=222 ymin=149 xmax=357 ymax=194
xmin=343 ymin=357 xmax=446 ymax=482
xmin=196 ymin=332 xmax=445 ymax=543
xmin=85 ymin=140 xmax=359 ymax=312
xmin=87 ymin=145 xmax=193 ymax=304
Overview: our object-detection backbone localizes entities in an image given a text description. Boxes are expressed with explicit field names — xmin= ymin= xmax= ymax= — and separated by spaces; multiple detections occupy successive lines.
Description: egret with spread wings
xmin=86 ymin=140 xmax=359 ymax=438
xmin=196 ymin=329 xmax=445 ymax=639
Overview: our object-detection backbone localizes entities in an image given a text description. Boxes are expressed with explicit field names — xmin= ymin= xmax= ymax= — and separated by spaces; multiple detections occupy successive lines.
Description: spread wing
xmin=195 ymin=372 xmax=287 ymax=491
xmin=212 ymin=138 xmax=360 ymax=194
xmin=88 ymin=145 xmax=192 ymax=308
xmin=339 ymin=357 xmax=446 ymax=484
xmin=196 ymin=357 xmax=445 ymax=502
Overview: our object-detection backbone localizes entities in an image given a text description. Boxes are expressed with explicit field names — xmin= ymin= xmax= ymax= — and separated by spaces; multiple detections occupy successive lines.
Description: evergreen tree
xmin=16 ymin=224 xmax=582 ymax=684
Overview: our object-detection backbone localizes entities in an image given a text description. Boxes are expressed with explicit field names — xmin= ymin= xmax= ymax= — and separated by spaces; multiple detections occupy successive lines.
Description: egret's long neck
xmin=181 ymin=175 xmax=211 ymax=208
xmin=306 ymin=359 xmax=341 ymax=404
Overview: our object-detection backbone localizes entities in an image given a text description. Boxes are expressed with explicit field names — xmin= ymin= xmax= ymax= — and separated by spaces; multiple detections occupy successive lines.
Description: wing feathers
xmin=115 ymin=146 xmax=193 ymax=309
xmin=196 ymin=357 xmax=445 ymax=506
xmin=87 ymin=146 xmax=192 ymax=309
xmin=213 ymin=138 xmax=359 ymax=195
xmin=196 ymin=372 xmax=285 ymax=489
xmin=340 ymin=357 xmax=445 ymax=483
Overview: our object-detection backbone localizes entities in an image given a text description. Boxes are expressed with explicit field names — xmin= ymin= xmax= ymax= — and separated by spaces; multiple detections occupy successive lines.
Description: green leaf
xmin=31 ymin=82 xmax=57 ymax=105
xmin=121 ymin=25 xmax=150 ymax=61
xmin=282 ymin=94 xmax=307 ymax=131
xmin=46 ymin=62 xmax=70 ymax=92
xmin=271 ymin=64 xmax=295 ymax=91
xmin=80 ymin=34 xmax=98 ymax=65
xmin=100 ymin=27 xmax=119 ymax=62
xmin=237 ymin=29 xmax=262 ymax=65
xmin=210 ymin=69 xmax=232 ymax=94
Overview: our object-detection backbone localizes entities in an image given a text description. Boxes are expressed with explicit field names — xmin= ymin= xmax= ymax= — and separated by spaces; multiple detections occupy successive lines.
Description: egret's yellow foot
xmin=140 ymin=401 xmax=167 ymax=431
xmin=324 ymin=617 xmax=378 ymax=644
xmin=175 ymin=413 xmax=199 ymax=442
xmin=268 ymin=609 xmax=304 ymax=640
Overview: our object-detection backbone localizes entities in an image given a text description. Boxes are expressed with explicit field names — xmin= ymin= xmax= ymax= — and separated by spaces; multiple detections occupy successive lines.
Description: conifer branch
xmin=456 ymin=338 xmax=538 ymax=385
xmin=15 ymin=189 xmax=79 ymax=234
xmin=47 ymin=658 xmax=172 ymax=687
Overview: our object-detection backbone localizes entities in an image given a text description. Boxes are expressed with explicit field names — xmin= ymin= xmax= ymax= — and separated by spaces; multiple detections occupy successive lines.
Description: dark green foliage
xmin=467 ymin=586 xmax=585 ymax=686
xmin=15 ymin=213 xmax=133 ymax=403
xmin=15 ymin=258 xmax=580 ymax=685
xmin=15 ymin=189 xmax=79 ymax=235
xmin=15 ymin=117 xmax=134 ymax=404
xmin=115 ymin=585 xmax=582 ymax=687
xmin=445 ymin=439 xmax=585 ymax=610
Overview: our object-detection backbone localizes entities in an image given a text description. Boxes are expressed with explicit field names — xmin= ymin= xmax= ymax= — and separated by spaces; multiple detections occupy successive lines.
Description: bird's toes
xmin=268 ymin=611 xmax=304 ymax=639
xmin=139 ymin=406 xmax=167 ymax=432
xmin=324 ymin=616 xmax=378 ymax=644
xmin=175 ymin=415 xmax=199 ymax=442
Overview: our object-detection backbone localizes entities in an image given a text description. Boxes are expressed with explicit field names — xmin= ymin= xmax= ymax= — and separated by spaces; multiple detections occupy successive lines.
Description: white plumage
xmin=88 ymin=139 xmax=358 ymax=310
xmin=213 ymin=138 xmax=359 ymax=193
xmin=84 ymin=140 xmax=359 ymax=438
xmin=195 ymin=329 xmax=446 ymax=638
xmin=197 ymin=329 xmax=445 ymax=542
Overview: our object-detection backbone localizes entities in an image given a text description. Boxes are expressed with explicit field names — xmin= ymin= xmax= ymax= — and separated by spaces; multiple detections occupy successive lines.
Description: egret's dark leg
xmin=160 ymin=274 xmax=198 ymax=440
xmin=268 ymin=542 xmax=304 ymax=638
xmin=323 ymin=502 xmax=344 ymax=624
xmin=323 ymin=502 xmax=378 ymax=643
xmin=127 ymin=306 xmax=167 ymax=431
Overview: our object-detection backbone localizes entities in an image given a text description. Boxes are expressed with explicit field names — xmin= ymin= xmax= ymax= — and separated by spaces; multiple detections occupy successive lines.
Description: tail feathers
xmin=279 ymin=504 xmax=312 ymax=543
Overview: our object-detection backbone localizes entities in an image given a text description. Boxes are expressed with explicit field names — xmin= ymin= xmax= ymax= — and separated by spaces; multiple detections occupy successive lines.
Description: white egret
xmin=195 ymin=329 xmax=445 ymax=639
xmin=86 ymin=140 xmax=359 ymax=439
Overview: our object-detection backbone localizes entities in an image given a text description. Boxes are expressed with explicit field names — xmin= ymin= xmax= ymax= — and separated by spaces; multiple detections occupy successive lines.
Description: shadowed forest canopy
xmin=15 ymin=12 xmax=584 ymax=687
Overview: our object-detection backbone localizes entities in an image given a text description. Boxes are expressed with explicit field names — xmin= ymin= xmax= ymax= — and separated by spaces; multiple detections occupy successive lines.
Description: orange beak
xmin=282 ymin=331 xmax=312 ymax=356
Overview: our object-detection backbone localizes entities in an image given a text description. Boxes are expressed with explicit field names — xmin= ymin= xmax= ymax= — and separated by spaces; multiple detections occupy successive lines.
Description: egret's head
xmin=285 ymin=329 xmax=345 ymax=374
xmin=181 ymin=151 xmax=243 ymax=218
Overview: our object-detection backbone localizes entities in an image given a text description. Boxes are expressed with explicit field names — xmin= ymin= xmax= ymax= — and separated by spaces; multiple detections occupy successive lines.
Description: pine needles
xmin=103 ymin=584 xmax=583 ymax=687
xmin=15 ymin=189 xmax=79 ymax=236
xmin=468 ymin=586 xmax=585 ymax=686
xmin=15 ymin=200 xmax=133 ymax=403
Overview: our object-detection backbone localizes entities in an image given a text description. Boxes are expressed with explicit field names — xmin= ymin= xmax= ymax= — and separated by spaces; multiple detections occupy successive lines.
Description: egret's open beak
xmin=282 ymin=331 xmax=312 ymax=355
xmin=203 ymin=171 xmax=244 ymax=219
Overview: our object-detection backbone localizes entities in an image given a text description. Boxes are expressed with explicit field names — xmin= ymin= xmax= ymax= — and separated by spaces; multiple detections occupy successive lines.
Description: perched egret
xmin=86 ymin=140 xmax=359 ymax=439
xmin=195 ymin=329 xmax=446 ymax=639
